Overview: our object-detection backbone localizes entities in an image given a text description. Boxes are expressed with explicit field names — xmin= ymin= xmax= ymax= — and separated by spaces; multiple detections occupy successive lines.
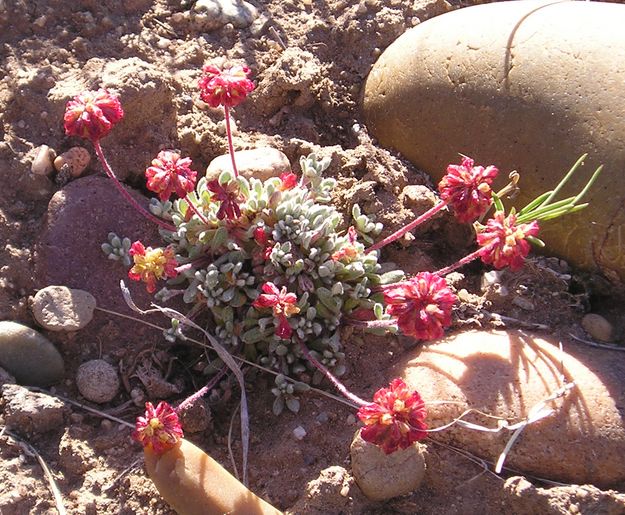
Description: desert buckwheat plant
xmin=63 ymin=61 xmax=601 ymax=467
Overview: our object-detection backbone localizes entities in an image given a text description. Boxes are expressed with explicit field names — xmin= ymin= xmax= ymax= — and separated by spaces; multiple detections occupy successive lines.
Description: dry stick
xmin=25 ymin=386 xmax=134 ymax=428
xmin=1 ymin=427 xmax=67 ymax=515
xmin=430 ymin=439 xmax=571 ymax=487
xmin=483 ymin=310 xmax=550 ymax=331
xmin=223 ymin=105 xmax=239 ymax=178
xmin=228 ymin=401 xmax=242 ymax=481
xmin=366 ymin=201 xmax=447 ymax=254
xmin=93 ymin=140 xmax=176 ymax=231
xmin=569 ymin=333 xmax=625 ymax=352
xmin=103 ymin=457 xmax=143 ymax=492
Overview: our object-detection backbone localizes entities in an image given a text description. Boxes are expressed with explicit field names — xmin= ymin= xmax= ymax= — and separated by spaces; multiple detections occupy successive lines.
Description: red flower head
xmin=198 ymin=64 xmax=255 ymax=108
xmin=128 ymin=241 xmax=178 ymax=293
xmin=132 ymin=401 xmax=183 ymax=455
xmin=332 ymin=226 xmax=360 ymax=263
xmin=207 ymin=179 xmax=243 ymax=220
xmin=63 ymin=89 xmax=124 ymax=142
xmin=438 ymin=156 xmax=498 ymax=223
xmin=252 ymin=282 xmax=300 ymax=339
xmin=383 ymin=272 xmax=456 ymax=340
xmin=145 ymin=150 xmax=198 ymax=202
xmin=357 ymin=378 xmax=427 ymax=454
xmin=279 ymin=172 xmax=298 ymax=191
xmin=477 ymin=211 xmax=540 ymax=271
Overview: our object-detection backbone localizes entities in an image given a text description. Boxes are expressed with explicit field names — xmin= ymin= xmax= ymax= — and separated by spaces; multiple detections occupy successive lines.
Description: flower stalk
xmin=298 ymin=339 xmax=369 ymax=407
xmin=93 ymin=141 xmax=176 ymax=231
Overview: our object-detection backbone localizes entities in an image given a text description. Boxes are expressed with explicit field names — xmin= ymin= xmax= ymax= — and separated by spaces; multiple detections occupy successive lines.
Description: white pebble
xmin=293 ymin=425 xmax=307 ymax=440
xmin=31 ymin=145 xmax=55 ymax=176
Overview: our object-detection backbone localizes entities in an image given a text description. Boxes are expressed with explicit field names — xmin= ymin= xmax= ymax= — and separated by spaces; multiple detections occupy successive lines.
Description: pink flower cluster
xmin=477 ymin=212 xmax=540 ymax=271
xmin=253 ymin=282 xmax=300 ymax=339
xmin=383 ymin=272 xmax=456 ymax=341
xmin=198 ymin=64 xmax=255 ymax=108
xmin=64 ymin=89 xmax=124 ymax=142
xmin=128 ymin=241 xmax=178 ymax=293
xmin=358 ymin=378 xmax=427 ymax=454
xmin=145 ymin=151 xmax=198 ymax=202
xmin=438 ymin=156 xmax=498 ymax=223
xmin=132 ymin=401 xmax=183 ymax=455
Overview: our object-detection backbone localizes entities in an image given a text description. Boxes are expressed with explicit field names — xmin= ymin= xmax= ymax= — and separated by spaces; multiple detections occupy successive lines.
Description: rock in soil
xmin=0 ymin=321 xmax=65 ymax=386
xmin=31 ymin=285 xmax=96 ymax=332
xmin=364 ymin=0 xmax=625 ymax=282
xmin=286 ymin=466 xmax=363 ymax=515
xmin=1 ymin=383 xmax=67 ymax=434
xmin=206 ymin=147 xmax=291 ymax=182
xmin=53 ymin=146 xmax=90 ymax=178
xmin=350 ymin=432 xmax=426 ymax=501
xmin=396 ymin=329 xmax=625 ymax=487
xmin=76 ymin=359 xmax=120 ymax=404
xmin=30 ymin=145 xmax=55 ymax=176
xmin=178 ymin=399 xmax=212 ymax=434
xmin=36 ymin=175 xmax=160 ymax=314
xmin=502 ymin=476 xmax=625 ymax=515
xmin=0 ymin=367 xmax=15 ymax=386
xmin=192 ymin=0 xmax=258 ymax=31
xmin=581 ymin=313 xmax=614 ymax=343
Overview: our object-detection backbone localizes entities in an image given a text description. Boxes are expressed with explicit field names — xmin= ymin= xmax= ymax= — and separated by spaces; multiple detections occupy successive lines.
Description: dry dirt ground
xmin=0 ymin=0 xmax=624 ymax=513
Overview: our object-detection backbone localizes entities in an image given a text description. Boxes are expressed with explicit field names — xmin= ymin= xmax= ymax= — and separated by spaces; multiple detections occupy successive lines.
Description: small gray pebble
xmin=76 ymin=359 xmax=119 ymax=403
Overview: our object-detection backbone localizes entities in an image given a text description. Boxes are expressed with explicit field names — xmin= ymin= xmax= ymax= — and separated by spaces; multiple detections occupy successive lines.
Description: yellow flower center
xmin=393 ymin=399 xmax=406 ymax=413
xmin=133 ymin=248 xmax=168 ymax=280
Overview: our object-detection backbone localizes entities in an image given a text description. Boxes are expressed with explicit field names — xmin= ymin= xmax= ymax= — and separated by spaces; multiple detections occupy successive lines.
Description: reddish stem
xmin=366 ymin=200 xmax=448 ymax=254
xmin=435 ymin=242 xmax=496 ymax=276
xmin=93 ymin=141 xmax=176 ymax=231
xmin=298 ymin=340 xmax=369 ymax=407
xmin=223 ymin=105 xmax=239 ymax=178
xmin=176 ymin=365 xmax=228 ymax=413
xmin=183 ymin=194 xmax=211 ymax=225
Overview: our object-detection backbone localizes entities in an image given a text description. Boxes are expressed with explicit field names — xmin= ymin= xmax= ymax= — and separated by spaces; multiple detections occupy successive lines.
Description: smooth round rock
xmin=581 ymin=313 xmax=614 ymax=343
xmin=76 ymin=359 xmax=120 ymax=403
xmin=350 ymin=432 xmax=426 ymax=501
xmin=363 ymin=0 xmax=625 ymax=282
xmin=192 ymin=0 xmax=258 ymax=30
xmin=31 ymin=285 xmax=96 ymax=332
xmin=53 ymin=146 xmax=90 ymax=178
xmin=31 ymin=145 xmax=55 ymax=176
xmin=206 ymin=147 xmax=291 ymax=182
xmin=395 ymin=329 xmax=625 ymax=487
xmin=0 ymin=321 xmax=65 ymax=386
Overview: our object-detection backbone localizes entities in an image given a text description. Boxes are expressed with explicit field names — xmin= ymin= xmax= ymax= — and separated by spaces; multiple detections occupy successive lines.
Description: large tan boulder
xmin=363 ymin=0 xmax=625 ymax=282
xmin=395 ymin=329 xmax=625 ymax=487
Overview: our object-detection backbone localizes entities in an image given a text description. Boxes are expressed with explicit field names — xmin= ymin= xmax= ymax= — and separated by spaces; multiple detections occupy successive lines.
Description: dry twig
xmin=0 ymin=426 xmax=67 ymax=515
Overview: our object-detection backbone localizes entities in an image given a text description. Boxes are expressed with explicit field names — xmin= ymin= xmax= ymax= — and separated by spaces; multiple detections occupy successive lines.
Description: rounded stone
xmin=0 ymin=321 xmax=65 ymax=386
xmin=31 ymin=285 xmax=96 ymax=332
xmin=395 ymin=329 xmax=625 ymax=487
xmin=53 ymin=146 xmax=90 ymax=178
xmin=363 ymin=0 xmax=625 ymax=282
xmin=350 ymin=432 xmax=426 ymax=501
xmin=76 ymin=359 xmax=120 ymax=403
xmin=581 ymin=313 xmax=614 ymax=343
xmin=192 ymin=0 xmax=258 ymax=30
xmin=206 ymin=147 xmax=291 ymax=182
xmin=31 ymin=145 xmax=55 ymax=176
